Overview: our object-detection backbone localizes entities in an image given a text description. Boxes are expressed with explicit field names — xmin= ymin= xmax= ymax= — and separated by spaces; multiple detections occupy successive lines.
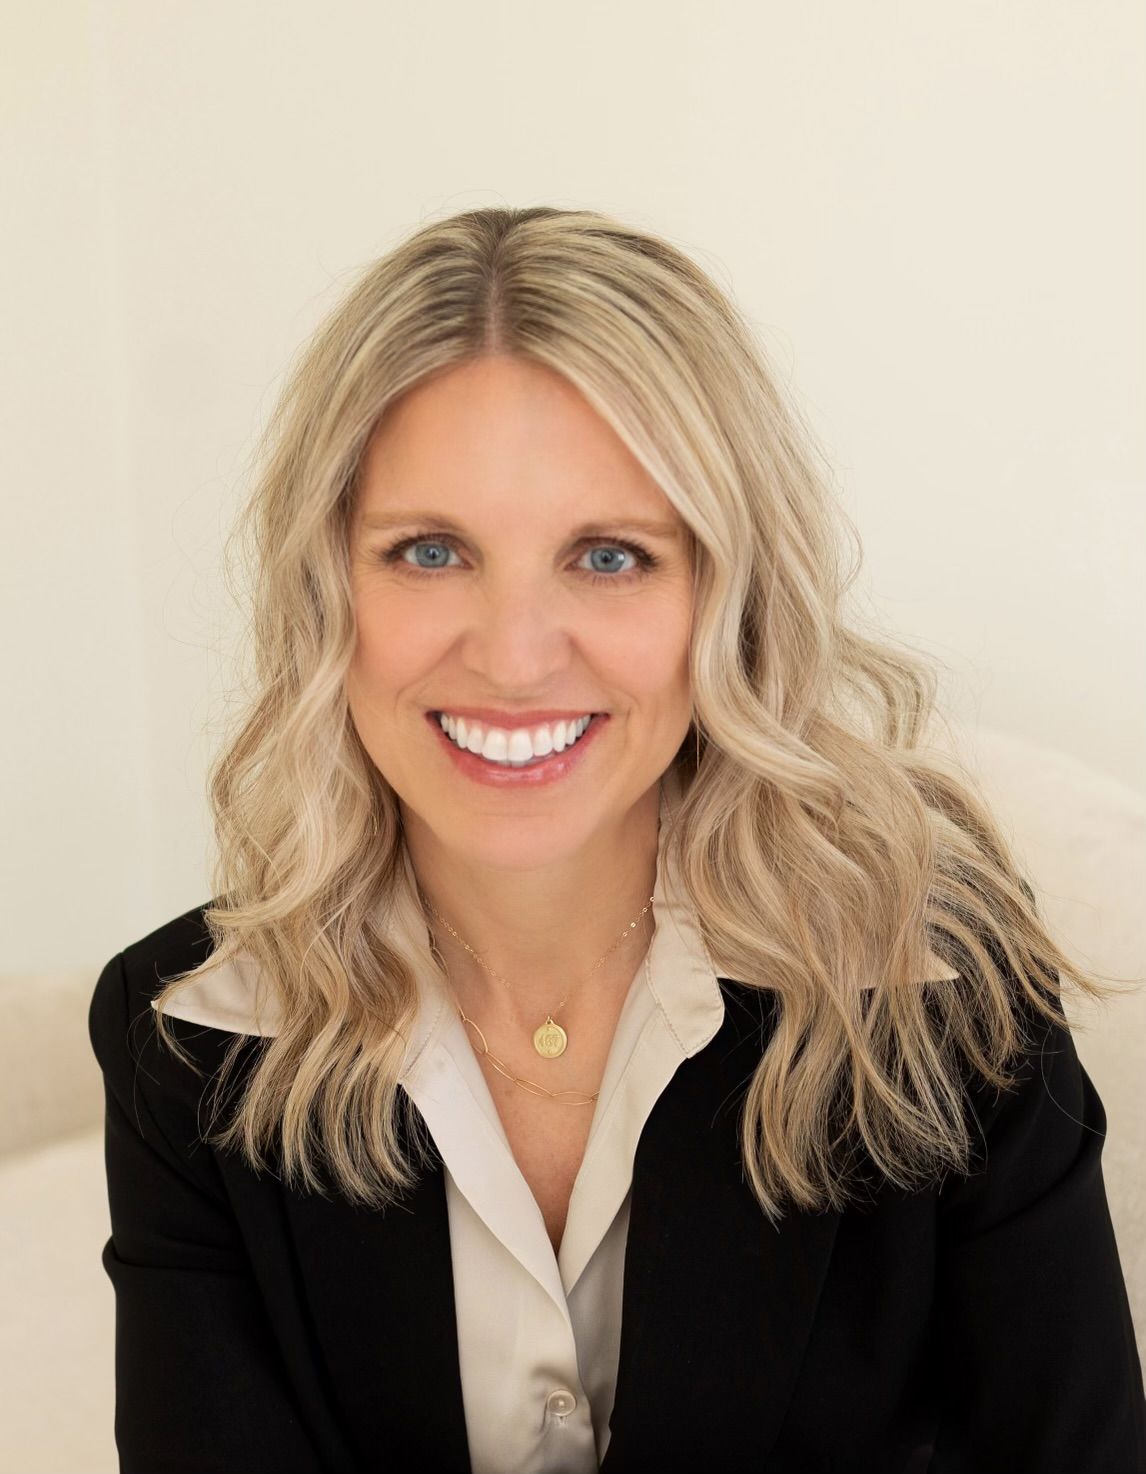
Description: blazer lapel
xmin=281 ymin=1125 xmax=472 ymax=1472
xmin=280 ymin=978 xmax=840 ymax=1473
xmin=601 ymin=980 xmax=842 ymax=1471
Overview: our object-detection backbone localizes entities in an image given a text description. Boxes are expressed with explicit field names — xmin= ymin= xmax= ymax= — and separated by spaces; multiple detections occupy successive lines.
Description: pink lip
xmin=426 ymin=706 xmax=604 ymax=728
xmin=425 ymin=710 xmax=610 ymax=789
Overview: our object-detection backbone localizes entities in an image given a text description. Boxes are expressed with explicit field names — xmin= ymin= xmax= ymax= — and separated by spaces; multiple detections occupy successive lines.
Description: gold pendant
xmin=533 ymin=1016 xmax=568 ymax=1058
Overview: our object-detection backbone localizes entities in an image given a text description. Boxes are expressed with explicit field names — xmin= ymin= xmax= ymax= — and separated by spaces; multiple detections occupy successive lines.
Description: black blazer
xmin=89 ymin=902 xmax=1146 ymax=1474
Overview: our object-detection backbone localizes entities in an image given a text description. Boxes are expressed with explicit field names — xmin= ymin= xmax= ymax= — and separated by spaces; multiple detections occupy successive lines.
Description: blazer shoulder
xmin=88 ymin=900 xmax=247 ymax=1114
xmin=121 ymin=899 xmax=220 ymax=999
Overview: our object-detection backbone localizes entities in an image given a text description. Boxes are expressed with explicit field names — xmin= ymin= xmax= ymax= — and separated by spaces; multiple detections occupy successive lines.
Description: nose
xmin=458 ymin=584 xmax=579 ymax=693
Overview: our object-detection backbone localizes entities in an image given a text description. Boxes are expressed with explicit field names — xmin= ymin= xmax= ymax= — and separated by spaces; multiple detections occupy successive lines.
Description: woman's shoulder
xmin=118 ymin=899 xmax=220 ymax=998
xmin=88 ymin=901 xmax=258 ymax=1118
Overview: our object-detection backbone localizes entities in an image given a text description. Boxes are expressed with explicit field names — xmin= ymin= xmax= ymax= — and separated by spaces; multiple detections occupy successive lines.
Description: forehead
xmin=355 ymin=356 xmax=674 ymax=523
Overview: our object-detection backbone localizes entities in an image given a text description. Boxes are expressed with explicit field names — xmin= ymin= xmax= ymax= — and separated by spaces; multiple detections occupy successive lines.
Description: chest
xmin=476 ymin=1009 xmax=618 ymax=1254
xmin=493 ymin=1098 xmax=595 ymax=1255
xmin=463 ymin=977 xmax=639 ymax=1255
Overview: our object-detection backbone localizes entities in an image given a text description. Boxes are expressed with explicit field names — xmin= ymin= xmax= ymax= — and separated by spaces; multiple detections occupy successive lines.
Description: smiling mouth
xmin=427 ymin=710 xmax=606 ymax=765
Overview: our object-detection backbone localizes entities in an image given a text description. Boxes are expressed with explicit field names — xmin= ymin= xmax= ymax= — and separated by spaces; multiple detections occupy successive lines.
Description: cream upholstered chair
xmin=921 ymin=720 xmax=1146 ymax=1342
xmin=0 ymin=722 xmax=1142 ymax=1473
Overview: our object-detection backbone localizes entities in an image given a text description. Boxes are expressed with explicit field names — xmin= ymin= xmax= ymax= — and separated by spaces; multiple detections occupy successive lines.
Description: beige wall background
xmin=2 ymin=0 xmax=1142 ymax=972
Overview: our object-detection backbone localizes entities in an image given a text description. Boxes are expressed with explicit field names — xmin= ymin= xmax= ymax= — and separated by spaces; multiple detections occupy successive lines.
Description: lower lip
xmin=425 ymin=712 xmax=610 ymax=788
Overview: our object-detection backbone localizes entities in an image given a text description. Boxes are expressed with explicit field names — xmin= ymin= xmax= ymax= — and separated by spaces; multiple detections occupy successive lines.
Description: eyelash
xmin=377 ymin=531 xmax=661 ymax=587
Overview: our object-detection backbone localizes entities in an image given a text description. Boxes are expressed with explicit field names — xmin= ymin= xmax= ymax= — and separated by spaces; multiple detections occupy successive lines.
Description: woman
xmin=89 ymin=206 xmax=1146 ymax=1473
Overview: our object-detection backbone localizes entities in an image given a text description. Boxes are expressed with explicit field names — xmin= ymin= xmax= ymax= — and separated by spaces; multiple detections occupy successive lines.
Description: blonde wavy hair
xmin=152 ymin=205 xmax=1136 ymax=1227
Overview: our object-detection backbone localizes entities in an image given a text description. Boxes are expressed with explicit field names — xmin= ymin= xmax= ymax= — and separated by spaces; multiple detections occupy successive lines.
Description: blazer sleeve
xmin=930 ymin=992 xmax=1146 ymax=1472
xmin=89 ymin=949 xmax=327 ymax=1474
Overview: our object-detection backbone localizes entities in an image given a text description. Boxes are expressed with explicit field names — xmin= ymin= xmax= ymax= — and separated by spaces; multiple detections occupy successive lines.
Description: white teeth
xmin=481 ymin=728 xmax=509 ymax=761
xmin=437 ymin=713 xmax=594 ymax=766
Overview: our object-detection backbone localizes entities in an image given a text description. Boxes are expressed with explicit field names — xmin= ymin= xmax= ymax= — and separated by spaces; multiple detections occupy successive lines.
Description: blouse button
xmin=546 ymin=1388 xmax=577 ymax=1418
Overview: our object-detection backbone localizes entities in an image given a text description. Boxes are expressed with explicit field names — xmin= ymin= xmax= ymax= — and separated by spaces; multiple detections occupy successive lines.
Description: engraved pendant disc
xmin=533 ymin=1018 xmax=568 ymax=1058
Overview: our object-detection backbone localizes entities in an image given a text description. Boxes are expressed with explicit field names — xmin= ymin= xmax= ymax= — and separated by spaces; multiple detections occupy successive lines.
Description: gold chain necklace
xmin=419 ymin=890 xmax=655 ymax=1106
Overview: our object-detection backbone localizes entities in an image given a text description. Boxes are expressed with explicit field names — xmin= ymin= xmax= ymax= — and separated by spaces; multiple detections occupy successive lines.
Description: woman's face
xmin=346 ymin=353 xmax=694 ymax=873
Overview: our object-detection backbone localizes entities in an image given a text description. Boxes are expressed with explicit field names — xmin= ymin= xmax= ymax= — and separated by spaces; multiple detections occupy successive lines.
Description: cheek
xmin=350 ymin=596 xmax=437 ymax=691
xmin=345 ymin=603 xmax=435 ymax=768
xmin=604 ymin=596 xmax=691 ymax=694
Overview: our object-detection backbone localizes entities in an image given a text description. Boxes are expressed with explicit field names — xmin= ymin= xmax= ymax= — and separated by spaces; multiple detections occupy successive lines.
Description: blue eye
xmin=398 ymin=540 xmax=454 ymax=571
xmin=379 ymin=532 xmax=660 ymax=586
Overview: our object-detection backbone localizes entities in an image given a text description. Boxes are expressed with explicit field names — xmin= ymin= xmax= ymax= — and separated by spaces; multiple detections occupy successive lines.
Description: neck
xmin=402 ymin=787 xmax=661 ymax=1026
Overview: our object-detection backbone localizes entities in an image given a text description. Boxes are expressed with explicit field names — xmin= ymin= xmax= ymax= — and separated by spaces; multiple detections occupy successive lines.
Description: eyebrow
xmin=358 ymin=510 xmax=682 ymax=540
